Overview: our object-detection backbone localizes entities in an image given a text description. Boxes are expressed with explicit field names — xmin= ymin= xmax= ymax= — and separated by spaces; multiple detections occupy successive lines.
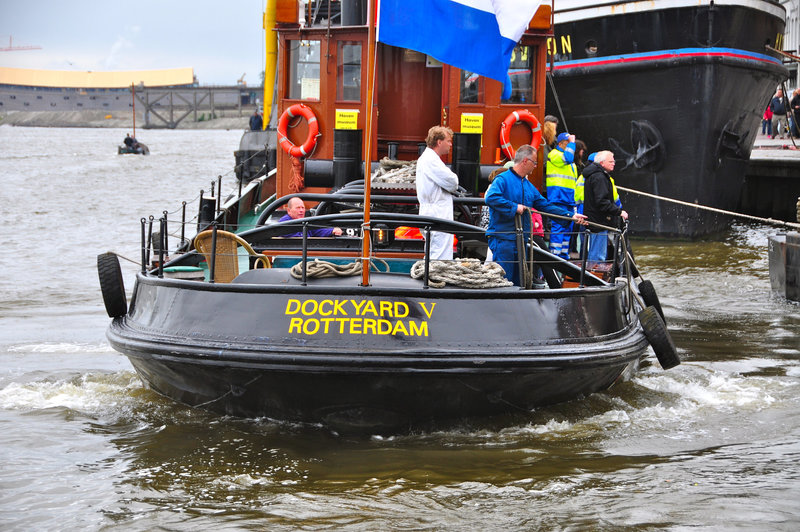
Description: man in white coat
xmin=416 ymin=125 xmax=460 ymax=260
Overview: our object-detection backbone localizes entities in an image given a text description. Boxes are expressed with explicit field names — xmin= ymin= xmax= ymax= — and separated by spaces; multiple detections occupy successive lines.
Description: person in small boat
xmin=279 ymin=197 xmax=343 ymax=237
xmin=582 ymin=150 xmax=628 ymax=263
xmin=485 ymin=144 xmax=587 ymax=285
xmin=250 ymin=110 xmax=263 ymax=131
xmin=416 ymin=125 xmax=461 ymax=260
xmin=123 ymin=134 xmax=134 ymax=149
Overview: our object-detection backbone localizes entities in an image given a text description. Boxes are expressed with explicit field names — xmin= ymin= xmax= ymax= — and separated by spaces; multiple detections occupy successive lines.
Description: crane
xmin=0 ymin=36 xmax=42 ymax=52
xmin=237 ymin=73 xmax=246 ymax=87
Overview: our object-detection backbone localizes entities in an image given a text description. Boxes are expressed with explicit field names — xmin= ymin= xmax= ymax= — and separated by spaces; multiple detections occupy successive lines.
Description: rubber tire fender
xmin=638 ymin=279 xmax=665 ymax=323
xmin=97 ymin=252 xmax=127 ymax=318
xmin=638 ymin=306 xmax=680 ymax=370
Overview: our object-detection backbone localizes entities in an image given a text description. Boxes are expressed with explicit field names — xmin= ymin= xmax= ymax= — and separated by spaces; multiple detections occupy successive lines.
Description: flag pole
xmin=361 ymin=0 xmax=378 ymax=286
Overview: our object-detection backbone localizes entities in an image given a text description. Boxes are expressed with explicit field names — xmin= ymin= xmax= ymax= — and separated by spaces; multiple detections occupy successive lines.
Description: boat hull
xmin=108 ymin=273 xmax=649 ymax=431
xmin=550 ymin=1 xmax=788 ymax=237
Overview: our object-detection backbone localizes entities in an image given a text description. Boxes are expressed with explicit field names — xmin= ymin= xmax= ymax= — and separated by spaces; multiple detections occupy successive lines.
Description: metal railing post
xmin=140 ymin=218 xmax=147 ymax=274
xmin=209 ymin=222 xmax=218 ymax=284
xmin=423 ymin=226 xmax=431 ymax=288
xmin=301 ymin=222 xmax=308 ymax=285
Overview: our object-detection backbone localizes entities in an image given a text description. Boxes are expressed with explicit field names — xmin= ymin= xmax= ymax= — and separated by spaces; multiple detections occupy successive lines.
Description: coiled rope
xmin=289 ymin=258 xmax=390 ymax=279
xmin=410 ymin=259 xmax=512 ymax=288
xmin=372 ymin=157 xmax=417 ymax=184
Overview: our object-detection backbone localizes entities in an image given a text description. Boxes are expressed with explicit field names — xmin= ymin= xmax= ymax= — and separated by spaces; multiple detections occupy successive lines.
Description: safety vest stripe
xmin=546 ymin=177 xmax=576 ymax=189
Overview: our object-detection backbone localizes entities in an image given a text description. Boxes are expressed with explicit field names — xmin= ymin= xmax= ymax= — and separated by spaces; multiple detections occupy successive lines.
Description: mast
xmin=131 ymin=83 xmax=136 ymax=138
xmin=361 ymin=0 xmax=378 ymax=286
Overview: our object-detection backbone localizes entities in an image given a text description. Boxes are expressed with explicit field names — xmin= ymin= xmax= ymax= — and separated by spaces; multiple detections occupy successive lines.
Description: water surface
xmin=1 ymin=126 xmax=799 ymax=530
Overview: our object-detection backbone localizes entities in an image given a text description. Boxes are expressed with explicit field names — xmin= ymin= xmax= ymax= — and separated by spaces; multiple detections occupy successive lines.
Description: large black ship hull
xmin=108 ymin=272 xmax=648 ymax=432
xmin=549 ymin=1 xmax=788 ymax=237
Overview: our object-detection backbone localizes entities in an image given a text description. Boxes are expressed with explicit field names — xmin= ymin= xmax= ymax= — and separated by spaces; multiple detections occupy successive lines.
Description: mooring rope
xmin=410 ymin=259 xmax=512 ymax=289
xmin=615 ymin=185 xmax=800 ymax=230
xmin=110 ymin=251 xmax=143 ymax=267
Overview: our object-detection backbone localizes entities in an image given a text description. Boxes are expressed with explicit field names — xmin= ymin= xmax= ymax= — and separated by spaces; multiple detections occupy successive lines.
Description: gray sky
xmin=0 ymin=1 xmax=267 ymax=86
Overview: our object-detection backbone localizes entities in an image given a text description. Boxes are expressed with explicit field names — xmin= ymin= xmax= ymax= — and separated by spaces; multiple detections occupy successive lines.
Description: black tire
xmin=638 ymin=280 xmax=665 ymax=324
xmin=97 ymin=252 xmax=127 ymax=318
xmin=639 ymin=306 xmax=680 ymax=370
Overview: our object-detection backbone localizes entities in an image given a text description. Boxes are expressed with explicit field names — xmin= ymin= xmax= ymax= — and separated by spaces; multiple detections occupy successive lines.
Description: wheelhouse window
xmin=460 ymin=70 xmax=483 ymax=103
xmin=501 ymin=45 xmax=534 ymax=104
xmin=337 ymin=41 xmax=362 ymax=101
xmin=288 ymin=39 xmax=321 ymax=100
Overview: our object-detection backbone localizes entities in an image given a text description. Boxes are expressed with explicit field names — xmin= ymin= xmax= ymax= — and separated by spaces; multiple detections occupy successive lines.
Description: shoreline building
xmin=0 ymin=67 xmax=196 ymax=112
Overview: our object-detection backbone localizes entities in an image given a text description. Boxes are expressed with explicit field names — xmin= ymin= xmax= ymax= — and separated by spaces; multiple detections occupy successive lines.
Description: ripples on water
xmin=1 ymin=126 xmax=799 ymax=530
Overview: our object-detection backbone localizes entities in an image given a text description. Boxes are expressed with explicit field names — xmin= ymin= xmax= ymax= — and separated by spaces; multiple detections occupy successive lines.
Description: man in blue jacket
xmin=486 ymin=144 xmax=587 ymax=285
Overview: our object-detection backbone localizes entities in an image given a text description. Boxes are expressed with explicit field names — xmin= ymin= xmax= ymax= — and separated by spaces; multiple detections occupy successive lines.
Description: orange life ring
xmin=499 ymin=109 xmax=542 ymax=160
xmin=277 ymin=104 xmax=319 ymax=158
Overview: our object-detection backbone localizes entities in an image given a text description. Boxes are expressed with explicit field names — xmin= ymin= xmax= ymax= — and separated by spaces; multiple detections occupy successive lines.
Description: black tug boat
xmin=98 ymin=1 xmax=679 ymax=433
xmin=548 ymin=0 xmax=789 ymax=237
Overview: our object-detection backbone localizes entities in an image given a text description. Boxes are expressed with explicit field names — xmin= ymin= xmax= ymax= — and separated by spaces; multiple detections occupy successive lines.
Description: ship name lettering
xmin=287 ymin=317 xmax=428 ymax=337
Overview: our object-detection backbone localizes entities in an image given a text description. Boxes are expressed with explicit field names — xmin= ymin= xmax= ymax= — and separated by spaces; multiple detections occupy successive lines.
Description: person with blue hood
xmin=485 ymin=144 xmax=587 ymax=285
xmin=545 ymin=132 xmax=578 ymax=259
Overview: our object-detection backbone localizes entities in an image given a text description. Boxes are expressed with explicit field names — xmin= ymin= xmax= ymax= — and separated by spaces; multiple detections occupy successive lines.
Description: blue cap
xmin=588 ymin=152 xmax=597 ymax=162
xmin=557 ymin=132 xmax=571 ymax=143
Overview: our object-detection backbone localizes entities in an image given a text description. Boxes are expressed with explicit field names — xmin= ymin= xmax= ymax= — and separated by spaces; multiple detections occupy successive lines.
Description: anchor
xmin=609 ymin=120 xmax=666 ymax=172
xmin=715 ymin=118 xmax=749 ymax=165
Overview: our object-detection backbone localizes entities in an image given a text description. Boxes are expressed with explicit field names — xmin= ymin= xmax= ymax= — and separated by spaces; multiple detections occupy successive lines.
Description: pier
xmin=742 ymin=135 xmax=800 ymax=222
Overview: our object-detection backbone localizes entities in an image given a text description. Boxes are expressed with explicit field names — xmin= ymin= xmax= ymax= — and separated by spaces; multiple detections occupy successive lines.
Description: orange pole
xmin=361 ymin=0 xmax=378 ymax=286
xmin=131 ymin=83 xmax=136 ymax=138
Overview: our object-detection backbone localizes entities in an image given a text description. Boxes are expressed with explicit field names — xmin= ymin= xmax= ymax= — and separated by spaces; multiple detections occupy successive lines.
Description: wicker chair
xmin=193 ymin=229 xmax=270 ymax=283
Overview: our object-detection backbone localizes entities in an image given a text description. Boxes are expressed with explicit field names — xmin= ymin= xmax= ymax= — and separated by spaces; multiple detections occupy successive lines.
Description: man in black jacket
xmin=582 ymin=150 xmax=627 ymax=262
xmin=791 ymin=88 xmax=800 ymax=138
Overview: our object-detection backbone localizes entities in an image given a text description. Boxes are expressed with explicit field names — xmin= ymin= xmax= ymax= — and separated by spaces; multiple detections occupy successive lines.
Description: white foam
xmin=7 ymin=342 xmax=112 ymax=354
xmin=0 ymin=372 xmax=141 ymax=414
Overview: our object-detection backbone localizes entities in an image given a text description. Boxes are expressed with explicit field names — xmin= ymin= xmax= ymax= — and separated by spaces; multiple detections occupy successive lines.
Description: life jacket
xmin=610 ymin=176 xmax=622 ymax=208
xmin=545 ymin=145 xmax=578 ymax=207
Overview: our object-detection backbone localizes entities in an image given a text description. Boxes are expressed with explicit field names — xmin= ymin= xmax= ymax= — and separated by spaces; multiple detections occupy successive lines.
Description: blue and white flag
xmin=377 ymin=0 xmax=544 ymax=82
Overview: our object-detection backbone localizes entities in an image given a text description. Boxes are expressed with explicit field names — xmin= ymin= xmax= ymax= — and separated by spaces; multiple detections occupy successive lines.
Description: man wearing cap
xmin=545 ymin=132 xmax=578 ymax=259
xmin=485 ymin=144 xmax=587 ymax=285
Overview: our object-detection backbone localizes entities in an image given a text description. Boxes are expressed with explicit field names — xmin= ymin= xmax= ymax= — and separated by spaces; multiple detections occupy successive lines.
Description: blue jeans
xmin=587 ymin=230 xmax=608 ymax=262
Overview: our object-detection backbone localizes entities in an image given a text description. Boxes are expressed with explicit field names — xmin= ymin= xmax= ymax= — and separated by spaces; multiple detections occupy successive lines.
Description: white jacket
xmin=416 ymin=147 xmax=459 ymax=220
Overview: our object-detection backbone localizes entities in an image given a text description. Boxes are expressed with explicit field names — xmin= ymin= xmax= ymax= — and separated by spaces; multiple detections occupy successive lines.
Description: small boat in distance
xmin=118 ymin=134 xmax=149 ymax=155
xmin=118 ymin=83 xmax=149 ymax=155
xmin=548 ymin=0 xmax=789 ymax=237
xmin=98 ymin=0 xmax=679 ymax=433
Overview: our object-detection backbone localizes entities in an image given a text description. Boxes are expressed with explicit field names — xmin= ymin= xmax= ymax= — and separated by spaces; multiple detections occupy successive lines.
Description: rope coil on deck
xmin=289 ymin=258 xmax=391 ymax=279
xmin=290 ymin=259 xmax=361 ymax=279
xmin=410 ymin=259 xmax=513 ymax=289
xmin=372 ymin=158 xmax=417 ymax=183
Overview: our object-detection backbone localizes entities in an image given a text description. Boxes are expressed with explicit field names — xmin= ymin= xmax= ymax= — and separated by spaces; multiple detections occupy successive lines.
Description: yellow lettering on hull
xmin=284 ymin=298 xmax=436 ymax=337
